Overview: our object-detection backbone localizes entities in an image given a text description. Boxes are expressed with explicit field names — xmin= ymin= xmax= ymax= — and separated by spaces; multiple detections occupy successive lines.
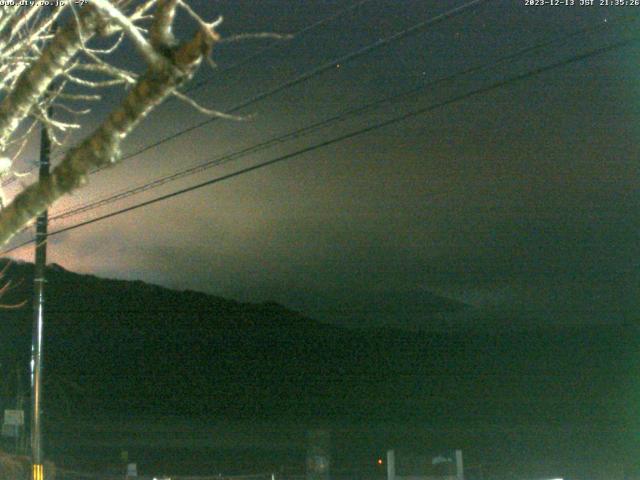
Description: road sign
xmin=126 ymin=463 xmax=137 ymax=477
xmin=4 ymin=409 xmax=24 ymax=426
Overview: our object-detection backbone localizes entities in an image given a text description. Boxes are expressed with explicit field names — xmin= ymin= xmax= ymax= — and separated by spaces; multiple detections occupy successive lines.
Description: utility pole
xmin=386 ymin=449 xmax=395 ymax=480
xmin=31 ymin=111 xmax=51 ymax=480
xmin=16 ymin=364 xmax=25 ymax=454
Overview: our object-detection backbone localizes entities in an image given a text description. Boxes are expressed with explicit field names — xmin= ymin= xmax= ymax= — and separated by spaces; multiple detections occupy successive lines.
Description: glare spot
xmin=0 ymin=157 xmax=11 ymax=173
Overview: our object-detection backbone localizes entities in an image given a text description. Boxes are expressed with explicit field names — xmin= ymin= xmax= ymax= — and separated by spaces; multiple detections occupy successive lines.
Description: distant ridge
xmin=0 ymin=258 xmax=636 ymax=437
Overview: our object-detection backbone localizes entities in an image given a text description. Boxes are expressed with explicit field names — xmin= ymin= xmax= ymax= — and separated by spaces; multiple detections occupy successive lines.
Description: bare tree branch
xmin=0 ymin=4 xmax=220 ymax=246
xmin=0 ymin=5 xmax=103 ymax=153
xmin=0 ymin=1 xmax=283 ymax=247
xmin=91 ymin=0 xmax=164 ymax=66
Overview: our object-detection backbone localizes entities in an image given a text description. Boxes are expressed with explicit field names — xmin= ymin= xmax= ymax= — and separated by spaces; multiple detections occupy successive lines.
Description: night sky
xmin=4 ymin=0 xmax=639 ymax=331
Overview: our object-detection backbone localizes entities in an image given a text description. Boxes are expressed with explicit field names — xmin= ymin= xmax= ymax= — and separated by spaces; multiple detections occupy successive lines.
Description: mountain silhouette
xmin=0 ymin=259 xmax=637 ymax=476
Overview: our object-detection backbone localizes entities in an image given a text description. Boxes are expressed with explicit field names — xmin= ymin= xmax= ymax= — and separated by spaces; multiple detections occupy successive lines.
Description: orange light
xmin=377 ymin=458 xmax=383 ymax=465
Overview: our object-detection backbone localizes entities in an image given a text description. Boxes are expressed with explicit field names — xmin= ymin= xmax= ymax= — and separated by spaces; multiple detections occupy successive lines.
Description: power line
xmin=182 ymin=0 xmax=375 ymax=96
xmin=1 ymin=0 xmax=376 ymax=187
xmin=2 ymin=34 xmax=636 ymax=257
xmin=48 ymin=15 xmax=636 ymax=222
xmin=19 ymin=0 xmax=482 ymax=190
xmin=106 ymin=0 xmax=489 ymax=167
xmin=0 ymin=0 xmax=493 ymax=248
xmin=7 ymin=0 xmax=487 ymax=187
